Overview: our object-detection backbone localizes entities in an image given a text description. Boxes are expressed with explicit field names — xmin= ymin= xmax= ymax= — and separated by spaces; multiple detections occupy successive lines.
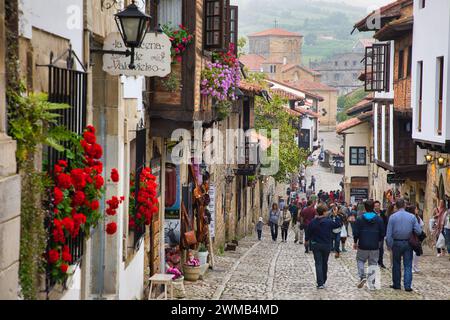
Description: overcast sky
xmin=232 ymin=0 xmax=393 ymax=10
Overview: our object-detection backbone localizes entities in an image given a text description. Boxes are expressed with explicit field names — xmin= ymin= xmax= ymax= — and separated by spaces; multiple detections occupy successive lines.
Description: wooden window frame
xmin=407 ymin=46 xmax=412 ymax=77
xmin=398 ymin=49 xmax=405 ymax=80
xmin=204 ymin=0 xmax=230 ymax=52
xmin=350 ymin=147 xmax=367 ymax=166
xmin=365 ymin=43 xmax=390 ymax=92
xmin=418 ymin=61 xmax=423 ymax=132
xmin=437 ymin=56 xmax=444 ymax=135
xmin=228 ymin=5 xmax=238 ymax=55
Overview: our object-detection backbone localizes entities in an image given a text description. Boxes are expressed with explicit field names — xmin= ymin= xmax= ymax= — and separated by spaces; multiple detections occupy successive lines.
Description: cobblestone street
xmin=184 ymin=228 xmax=450 ymax=300
xmin=182 ymin=133 xmax=450 ymax=301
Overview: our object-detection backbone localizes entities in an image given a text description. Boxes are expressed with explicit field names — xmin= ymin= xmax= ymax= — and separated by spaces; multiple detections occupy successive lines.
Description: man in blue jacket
xmin=353 ymin=200 xmax=385 ymax=289
xmin=305 ymin=203 xmax=342 ymax=289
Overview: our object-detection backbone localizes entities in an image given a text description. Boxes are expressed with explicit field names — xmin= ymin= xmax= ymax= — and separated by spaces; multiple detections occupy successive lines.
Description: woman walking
xmin=280 ymin=207 xmax=292 ymax=242
xmin=443 ymin=207 xmax=450 ymax=258
xmin=269 ymin=203 xmax=281 ymax=242
xmin=330 ymin=204 xmax=343 ymax=258
xmin=432 ymin=200 xmax=447 ymax=256
xmin=407 ymin=206 xmax=424 ymax=273
xmin=339 ymin=206 xmax=349 ymax=252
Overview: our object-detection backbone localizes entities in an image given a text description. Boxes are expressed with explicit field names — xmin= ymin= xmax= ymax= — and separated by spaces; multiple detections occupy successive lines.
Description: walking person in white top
xmin=411 ymin=206 xmax=424 ymax=273
xmin=443 ymin=208 xmax=450 ymax=258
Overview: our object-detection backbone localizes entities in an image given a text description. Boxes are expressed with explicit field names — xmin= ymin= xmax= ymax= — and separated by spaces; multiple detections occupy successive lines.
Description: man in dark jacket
xmin=353 ymin=200 xmax=385 ymax=289
xmin=305 ymin=203 xmax=342 ymax=289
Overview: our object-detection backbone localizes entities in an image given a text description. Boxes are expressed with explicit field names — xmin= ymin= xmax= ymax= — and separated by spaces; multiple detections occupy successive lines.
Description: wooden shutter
xmin=204 ymin=0 xmax=229 ymax=51
xmin=365 ymin=43 xmax=390 ymax=92
xmin=229 ymin=5 xmax=238 ymax=55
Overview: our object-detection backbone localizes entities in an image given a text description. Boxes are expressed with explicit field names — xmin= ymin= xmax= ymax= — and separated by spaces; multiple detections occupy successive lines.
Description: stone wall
xmin=0 ymin=0 xmax=21 ymax=300
xmin=249 ymin=35 xmax=302 ymax=65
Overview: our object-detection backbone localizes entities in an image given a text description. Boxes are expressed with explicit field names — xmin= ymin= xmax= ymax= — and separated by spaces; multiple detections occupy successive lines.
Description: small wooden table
xmin=148 ymin=274 xmax=174 ymax=300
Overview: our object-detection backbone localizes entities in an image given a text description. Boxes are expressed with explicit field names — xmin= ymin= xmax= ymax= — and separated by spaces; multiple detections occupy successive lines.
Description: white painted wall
xmin=121 ymin=76 xmax=145 ymax=112
xmin=20 ymin=0 xmax=84 ymax=69
xmin=389 ymin=104 xmax=394 ymax=166
xmin=118 ymin=245 xmax=145 ymax=300
xmin=374 ymin=103 xmax=378 ymax=160
xmin=60 ymin=265 xmax=82 ymax=300
xmin=412 ymin=0 xmax=450 ymax=143
xmin=343 ymin=121 xmax=370 ymax=179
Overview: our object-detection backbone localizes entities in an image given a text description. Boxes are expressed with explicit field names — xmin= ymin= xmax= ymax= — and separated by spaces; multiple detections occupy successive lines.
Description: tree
xmin=254 ymin=94 xmax=308 ymax=183
xmin=237 ymin=37 xmax=247 ymax=57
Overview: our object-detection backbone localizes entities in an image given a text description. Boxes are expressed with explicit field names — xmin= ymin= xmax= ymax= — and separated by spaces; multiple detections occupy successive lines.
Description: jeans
xmin=257 ymin=230 xmax=262 ymax=240
xmin=312 ymin=242 xmax=330 ymax=286
xmin=331 ymin=232 xmax=341 ymax=252
xmin=281 ymin=227 xmax=288 ymax=241
xmin=378 ymin=239 xmax=385 ymax=265
xmin=269 ymin=222 xmax=278 ymax=241
xmin=444 ymin=228 xmax=450 ymax=254
xmin=392 ymin=240 xmax=413 ymax=289
xmin=356 ymin=249 xmax=379 ymax=279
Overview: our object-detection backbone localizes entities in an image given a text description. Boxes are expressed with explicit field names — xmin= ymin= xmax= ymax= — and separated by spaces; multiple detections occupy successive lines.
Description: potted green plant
xmin=183 ymin=251 xmax=201 ymax=281
xmin=197 ymin=243 xmax=209 ymax=265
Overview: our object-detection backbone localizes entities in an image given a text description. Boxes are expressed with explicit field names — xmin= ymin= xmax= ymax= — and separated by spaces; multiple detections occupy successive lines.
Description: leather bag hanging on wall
xmin=182 ymin=202 xmax=197 ymax=246
xmin=165 ymin=163 xmax=177 ymax=207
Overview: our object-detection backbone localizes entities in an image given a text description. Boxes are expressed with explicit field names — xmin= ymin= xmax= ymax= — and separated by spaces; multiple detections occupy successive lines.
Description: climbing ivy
xmin=7 ymin=83 xmax=72 ymax=299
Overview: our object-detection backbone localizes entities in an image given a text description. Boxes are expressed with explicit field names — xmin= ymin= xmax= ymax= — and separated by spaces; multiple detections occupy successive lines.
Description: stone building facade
xmin=0 ymin=0 xmax=21 ymax=300
xmin=248 ymin=28 xmax=303 ymax=66
xmin=309 ymin=51 xmax=366 ymax=96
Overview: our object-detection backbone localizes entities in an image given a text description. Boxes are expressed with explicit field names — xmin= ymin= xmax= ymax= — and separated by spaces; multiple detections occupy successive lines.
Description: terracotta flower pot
xmin=183 ymin=264 xmax=201 ymax=282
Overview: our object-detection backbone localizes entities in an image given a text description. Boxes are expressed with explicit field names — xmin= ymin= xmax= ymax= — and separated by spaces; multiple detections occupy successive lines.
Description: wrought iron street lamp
xmin=91 ymin=1 xmax=151 ymax=69
xmin=340 ymin=145 xmax=345 ymax=154
xmin=438 ymin=156 xmax=446 ymax=166
xmin=425 ymin=153 xmax=433 ymax=163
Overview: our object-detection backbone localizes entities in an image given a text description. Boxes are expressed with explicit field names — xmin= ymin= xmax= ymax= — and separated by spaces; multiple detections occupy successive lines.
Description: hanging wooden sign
xmin=102 ymin=32 xmax=172 ymax=77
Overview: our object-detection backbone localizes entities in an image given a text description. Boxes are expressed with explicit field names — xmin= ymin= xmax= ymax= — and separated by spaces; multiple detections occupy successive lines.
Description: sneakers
xmin=389 ymin=285 xmax=401 ymax=290
xmin=357 ymin=278 xmax=366 ymax=289
xmin=335 ymin=252 xmax=340 ymax=258
xmin=341 ymin=248 xmax=347 ymax=252
xmin=294 ymin=239 xmax=298 ymax=243
xmin=405 ymin=288 xmax=413 ymax=292
xmin=317 ymin=285 xmax=325 ymax=289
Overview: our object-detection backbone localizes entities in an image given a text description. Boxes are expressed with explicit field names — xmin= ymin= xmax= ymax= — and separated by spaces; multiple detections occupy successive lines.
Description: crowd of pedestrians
xmin=255 ymin=186 xmax=450 ymax=292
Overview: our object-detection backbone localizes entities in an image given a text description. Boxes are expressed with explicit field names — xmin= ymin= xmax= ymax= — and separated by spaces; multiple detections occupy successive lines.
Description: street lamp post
xmin=91 ymin=0 xmax=151 ymax=69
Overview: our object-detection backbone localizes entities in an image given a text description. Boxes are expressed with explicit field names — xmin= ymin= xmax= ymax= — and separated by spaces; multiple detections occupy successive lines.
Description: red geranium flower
xmin=62 ymin=251 xmax=72 ymax=263
xmin=94 ymin=175 xmax=104 ymax=189
xmin=60 ymin=263 xmax=69 ymax=273
xmin=54 ymin=164 xmax=63 ymax=174
xmin=58 ymin=160 xmax=68 ymax=167
xmin=90 ymin=200 xmax=100 ymax=211
xmin=62 ymin=217 xmax=74 ymax=234
xmin=106 ymin=222 xmax=117 ymax=235
xmin=54 ymin=187 xmax=64 ymax=205
xmin=92 ymin=143 xmax=103 ymax=159
xmin=110 ymin=168 xmax=119 ymax=182
xmin=72 ymin=191 xmax=86 ymax=207
xmin=83 ymin=131 xmax=96 ymax=144
xmin=129 ymin=218 xmax=135 ymax=229
xmin=57 ymin=173 xmax=72 ymax=189
xmin=48 ymin=249 xmax=60 ymax=264
xmin=106 ymin=208 xmax=117 ymax=216
xmin=107 ymin=196 xmax=120 ymax=209
xmin=71 ymin=168 xmax=86 ymax=190
xmin=86 ymin=125 xmax=96 ymax=134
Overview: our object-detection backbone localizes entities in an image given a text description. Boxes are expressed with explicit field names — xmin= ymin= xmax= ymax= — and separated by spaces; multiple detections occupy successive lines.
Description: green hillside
xmin=236 ymin=0 xmax=373 ymax=64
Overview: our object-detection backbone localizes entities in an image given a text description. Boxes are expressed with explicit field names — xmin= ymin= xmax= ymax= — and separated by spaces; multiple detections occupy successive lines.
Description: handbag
xmin=182 ymin=202 xmax=197 ymax=246
xmin=409 ymin=232 xmax=422 ymax=256
xmin=340 ymin=226 xmax=348 ymax=238
xmin=436 ymin=232 xmax=446 ymax=249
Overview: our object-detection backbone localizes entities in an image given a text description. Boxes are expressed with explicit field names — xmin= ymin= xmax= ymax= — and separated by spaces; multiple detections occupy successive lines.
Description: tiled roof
xmin=248 ymin=28 xmax=302 ymax=37
xmin=353 ymin=0 xmax=411 ymax=32
xmin=281 ymin=64 xmax=321 ymax=76
xmin=295 ymin=107 xmax=320 ymax=118
xmin=239 ymin=80 xmax=264 ymax=95
xmin=287 ymin=80 xmax=338 ymax=92
xmin=240 ymin=54 xmax=266 ymax=72
xmin=267 ymin=79 xmax=324 ymax=101
xmin=346 ymin=96 xmax=373 ymax=116
xmin=336 ymin=117 xmax=363 ymax=134
xmin=270 ymin=88 xmax=303 ymax=101
xmin=374 ymin=15 xmax=414 ymax=41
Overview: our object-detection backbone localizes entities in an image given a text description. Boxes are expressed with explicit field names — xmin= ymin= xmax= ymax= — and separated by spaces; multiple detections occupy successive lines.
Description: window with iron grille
xmin=364 ymin=43 xmax=390 ymax=92
xmin=204 ymin=0 xmax=230 ymax=51
xmin=42 ymin=51 xmax=88 ymax=294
